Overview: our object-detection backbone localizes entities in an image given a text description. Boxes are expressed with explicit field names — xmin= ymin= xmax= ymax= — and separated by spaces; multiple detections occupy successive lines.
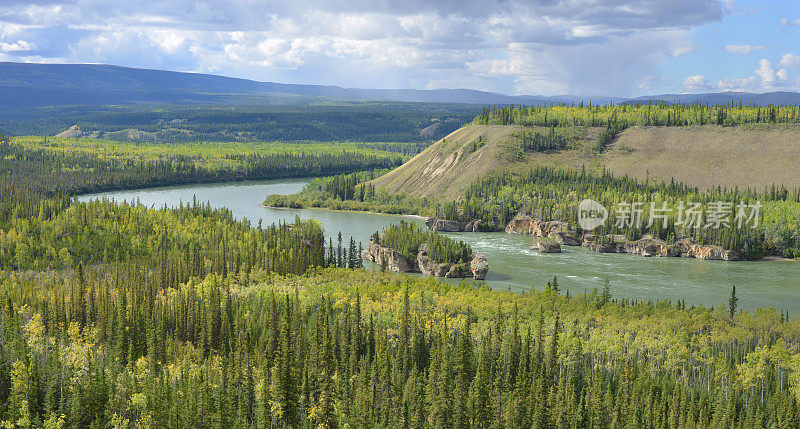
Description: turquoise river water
xmin=79 ymin=178 xmax=800 ymax=313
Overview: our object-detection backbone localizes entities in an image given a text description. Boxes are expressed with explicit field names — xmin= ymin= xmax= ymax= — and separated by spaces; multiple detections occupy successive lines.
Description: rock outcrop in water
xmin=548 ymin=231 xmax=581 ymax=246
xmin=620 ymin=237 xmax=680 ymax=257
xmin=363 ymin=236 xmax=489 ymax=278
xmin=532 ymin=238 xmax=562 ymax=253
xmin=423 ymin=214 xmax=743 ymax=262
xmin=579 ymin=234 xmax=740 ymax=260
xmin=505 ymin=215 xmax=564 ymax=237
xmin=363 ymin=239 xmax=413 ymax=272
xmin=686 ymin=244 xmax=740 ymax=261
xmin=505 ymin=215 xmax=582 ymax=244
xmin=470 ymin=252 xmax=488 ymax=279
xmin=425 ymin=218 xmax=482 ymax=232
xmin=503 ymin=215 xmax=742 ymax=261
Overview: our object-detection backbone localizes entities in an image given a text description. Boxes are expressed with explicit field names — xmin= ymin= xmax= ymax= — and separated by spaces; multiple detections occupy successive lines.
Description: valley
xmin=2 ymin=94 xmax=800 ymax=428
xmin=3 ymin=0 xmax=800 ymax=424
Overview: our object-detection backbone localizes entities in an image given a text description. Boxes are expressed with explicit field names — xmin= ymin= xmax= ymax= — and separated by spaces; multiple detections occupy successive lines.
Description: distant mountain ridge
xmin=1 ymin=61 xmax=799 ymax=108
xmin=626 ymin=91 xmax=800 ymax=106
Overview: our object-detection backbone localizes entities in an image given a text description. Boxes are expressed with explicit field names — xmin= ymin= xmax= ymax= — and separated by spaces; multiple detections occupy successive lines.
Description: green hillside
xmin=371 ymin=122 xmax=800 ymax=199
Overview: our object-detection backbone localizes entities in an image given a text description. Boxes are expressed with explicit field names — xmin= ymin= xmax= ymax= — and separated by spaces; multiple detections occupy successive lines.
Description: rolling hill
xmin=371 ymin=123 xmax=800 ymax=199
xmin=0 ymin=62 xmax=587 ymax=108
xmin=3 ymin=62 xmax=800 ymax=109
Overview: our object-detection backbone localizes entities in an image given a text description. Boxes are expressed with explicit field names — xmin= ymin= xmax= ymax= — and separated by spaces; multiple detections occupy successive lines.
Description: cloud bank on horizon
xmin=0 ymin=0 xmax=798 ymax=97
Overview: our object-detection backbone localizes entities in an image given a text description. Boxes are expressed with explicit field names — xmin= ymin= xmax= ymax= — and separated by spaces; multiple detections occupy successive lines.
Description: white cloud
xmin=780 ymin=17 xmax=800 ymax=27
xmin=706 ymin=57 xmax=799 ymax=92
xmin=670 ymin=45 xmax=695 ymax=57
xmin=0 ymin=0 xmax=728 ymax=95
xmin=780 ymin=53 xmax=800 ymax=69
xmin=683 ymin=75 xmax=715 ymax=91
xmin=724 ymin=44 xmax=764 ymax=55
xmin=754 ymin=59 xmax=775 ymax=83
xmin=158 ymin=32 xmax=185 ymax=53
xmin=0 ymin=39 xmax=36 ymax=51
xmin=717 ymin=76 xmax=756 ymax=91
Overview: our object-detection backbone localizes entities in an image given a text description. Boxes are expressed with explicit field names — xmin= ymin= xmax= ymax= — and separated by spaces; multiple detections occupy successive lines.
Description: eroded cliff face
xmin=424 ymin=214 xmax=742 ymax=262
xmin=579 ymin=234 xmax=740 ymax=260
xmin=505 ymin=216 xmax=741 ymax=261
xmin=686 ymin=244 xmax=740 ymax=261
xmin=619 ymin=237 xmax=680 ymax=257
xmin=505 ymin=215 xmax=577 ymax=240
xmin=425 ymin=218 xmax=483 ymax=232
xmin=362 ymin=238 xmax=489 ymax=278
xmin=362 ymin=240 xmax=414 ymax=272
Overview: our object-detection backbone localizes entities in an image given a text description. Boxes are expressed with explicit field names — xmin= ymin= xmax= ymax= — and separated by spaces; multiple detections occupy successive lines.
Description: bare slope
xmin=371 ymin=124 xmax=599 ymax=199
xmin=373 ymin=123 xmax=800 ymax=200
xmin=603 ymin=125 xmax=800 ymax=191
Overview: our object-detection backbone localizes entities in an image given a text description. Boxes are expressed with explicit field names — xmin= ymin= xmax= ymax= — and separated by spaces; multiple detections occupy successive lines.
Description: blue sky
xmin=0 ymin=0 xmax=798 ymax=97
xmin=658 ymin=0 xmax=800 ymax=94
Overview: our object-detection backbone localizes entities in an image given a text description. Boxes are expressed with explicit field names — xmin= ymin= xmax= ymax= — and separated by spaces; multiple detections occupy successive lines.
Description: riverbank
xmin=81 ymin=178 xmax=800 ymax=313
xmin=760 ymin=255 xmax=800 ymax=262
xmin=261 ymin=202 xmax=430 ymax=222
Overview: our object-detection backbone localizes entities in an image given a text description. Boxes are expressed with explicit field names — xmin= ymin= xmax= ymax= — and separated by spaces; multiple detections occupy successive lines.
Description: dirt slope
xmin=371 ymin=125 xmax=531 ymax=199
xmin=372 ymin=123 xmax=800 ymax=201
xmin=603 ymin=125 xmax=800 ymax=191
xmin=55 ymin=124 xmax=82 ymax=138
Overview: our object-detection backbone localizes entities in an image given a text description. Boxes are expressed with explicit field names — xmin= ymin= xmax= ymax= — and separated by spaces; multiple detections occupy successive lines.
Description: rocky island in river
xmin=362 ymin=225 xmax=489 ymax=279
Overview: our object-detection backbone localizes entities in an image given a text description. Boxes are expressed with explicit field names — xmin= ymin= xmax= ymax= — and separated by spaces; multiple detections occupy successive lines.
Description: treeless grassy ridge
xmin=604 ymin=124 xmax=800 ymax=191
xmin=371 ymin=125 xmax=601 ymax=199
xmin=372 ymin=123 xmax=800 ymax=200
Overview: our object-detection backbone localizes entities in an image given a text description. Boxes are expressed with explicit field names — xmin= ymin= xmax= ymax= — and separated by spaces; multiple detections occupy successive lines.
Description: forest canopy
xmin=475 ymin=103 xmax=800 ymax=127
xmin=0 ymin=136 xmax=403 ymax=197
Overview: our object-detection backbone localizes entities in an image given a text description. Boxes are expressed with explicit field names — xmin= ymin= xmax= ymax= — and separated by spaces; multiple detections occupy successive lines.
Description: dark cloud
xmin=0 ymin=0 xmax=730 ymax=96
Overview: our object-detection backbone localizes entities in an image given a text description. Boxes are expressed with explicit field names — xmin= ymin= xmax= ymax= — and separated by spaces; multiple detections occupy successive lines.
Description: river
xmin=79 ymin=178 xmax=800 ymax=313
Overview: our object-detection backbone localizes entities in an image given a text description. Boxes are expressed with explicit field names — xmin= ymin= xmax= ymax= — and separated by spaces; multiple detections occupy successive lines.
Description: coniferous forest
xmin=265 ymin=166 xmax=800 ymax=259
xmin=378 ymin=220 xmax=473 ymax=263
xmin=1 ymin=105 xmax=800 ymax=428
xmin=0 ymin=104 xmax=479 ymax=144
xmin=0 ymin=135 xmax=403 ymax=196
xmin=475 ymin=103 xmax=800 ymax=127
xmin=6 ymin=0 xmax=800 ymax=424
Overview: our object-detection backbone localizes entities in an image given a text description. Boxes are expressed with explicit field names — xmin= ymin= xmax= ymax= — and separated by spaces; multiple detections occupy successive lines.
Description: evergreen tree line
xmin=0 ymin=135 xmax=402 ymax=198
xmin=357 ymin=142 xmax=431 ymax=156
xmin=377 ymin=220 xmax=473 ymax=264
xmin=0 ymin=154 xmax=363 ymax=275
xmin=0 ymin=267 xmax=798 ymax=428
xmin=594 ymin=121 xmax=627 ymax=153
xmin=476 ymin=103 xmax=800 ymax=127
xmin=515 ymin=128 xmax=570 ymax=153
xmin=1 ymin=104 xmax=479 ymax=143
xmin=265 ymin=165 xmax=800 ymax=259
xmin=0 ymin=195 xmax=343 ymax=276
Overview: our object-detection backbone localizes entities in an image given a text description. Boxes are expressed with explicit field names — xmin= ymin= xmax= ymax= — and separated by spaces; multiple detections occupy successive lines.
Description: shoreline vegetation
xmin=264 ymin=203 xmax=800 ymax=264
xmin=1 ymin=135 xmax=406 ymax=198
xmin=363 ymin=221 xmax=489 ymax=279
xmin=263 ymin=104 xmax=800 ymax=263
xmin=263 ymin=167 xmax=800 ymax=262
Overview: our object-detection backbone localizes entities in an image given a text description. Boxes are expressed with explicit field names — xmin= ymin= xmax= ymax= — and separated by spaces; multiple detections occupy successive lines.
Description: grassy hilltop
xmin=372 ymin=122 xmax=800 ymax=200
